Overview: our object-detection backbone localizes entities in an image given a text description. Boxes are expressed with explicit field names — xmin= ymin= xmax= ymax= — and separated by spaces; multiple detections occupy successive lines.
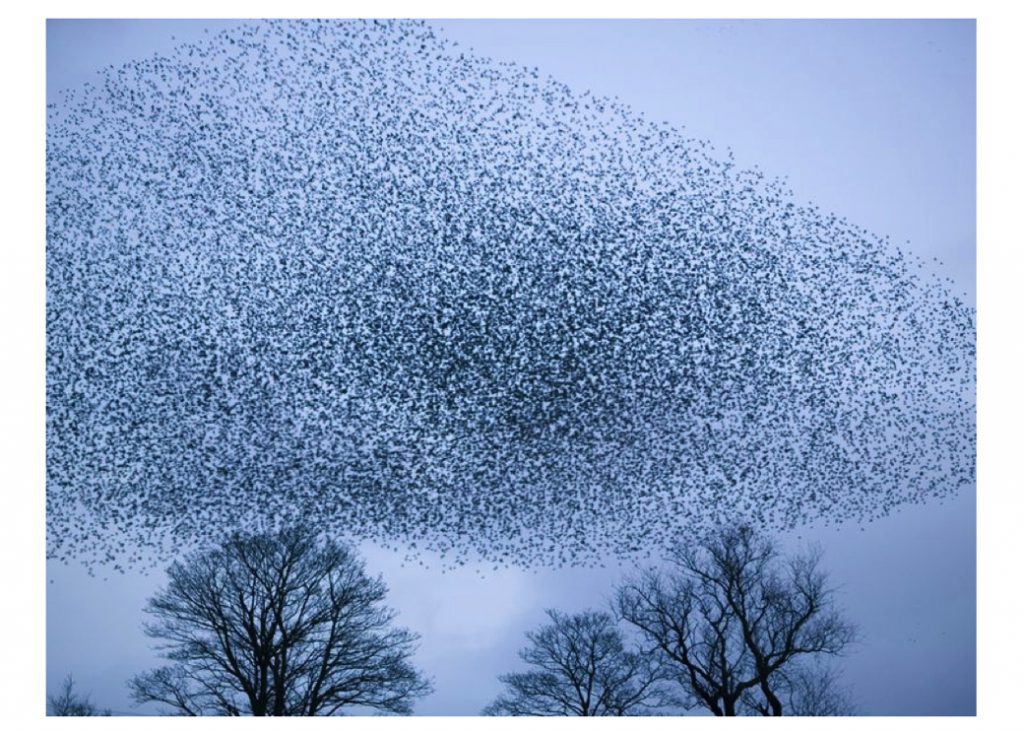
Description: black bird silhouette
xmin=46 ymin=20 xmax=975 ymax=570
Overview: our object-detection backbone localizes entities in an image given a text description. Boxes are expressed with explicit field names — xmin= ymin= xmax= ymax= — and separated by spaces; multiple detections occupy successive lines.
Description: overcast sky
xmin=46 ymin=19 xmax=975 ymax=716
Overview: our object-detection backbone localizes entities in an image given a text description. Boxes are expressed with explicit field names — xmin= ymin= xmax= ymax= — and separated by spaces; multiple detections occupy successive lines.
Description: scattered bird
xmin=46 ymin=19 xmax=975 ymax=571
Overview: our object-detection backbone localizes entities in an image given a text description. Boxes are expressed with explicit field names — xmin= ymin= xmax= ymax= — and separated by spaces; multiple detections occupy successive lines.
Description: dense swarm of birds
xmin=46 ymin=20 xmax=975 ymax=569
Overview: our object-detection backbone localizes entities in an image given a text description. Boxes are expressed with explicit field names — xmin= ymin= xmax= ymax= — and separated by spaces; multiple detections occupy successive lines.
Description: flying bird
xmin=46 ymin=19 xmax=975 ymax=570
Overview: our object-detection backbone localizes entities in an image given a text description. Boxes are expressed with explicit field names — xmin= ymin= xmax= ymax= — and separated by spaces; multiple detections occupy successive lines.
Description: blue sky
xmin=46 ymin=18 xmax=975 ymax=716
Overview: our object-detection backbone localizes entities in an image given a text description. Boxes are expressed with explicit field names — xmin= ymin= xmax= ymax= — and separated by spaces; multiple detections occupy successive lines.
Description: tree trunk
xmin=759 ymin=680 xmax=783 ymax=716
xmin=723 ymin=696 xmax=738 ymax=716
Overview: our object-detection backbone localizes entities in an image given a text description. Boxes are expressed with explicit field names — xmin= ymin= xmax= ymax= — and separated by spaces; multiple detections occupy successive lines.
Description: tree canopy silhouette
xmin=484 ymin=609 xmax=671 ymax=716
xmin=128 ymin=527 xmax=431 ymax=716
xmin=760 ymin=661 xmax=857 ymax=716
xmin=615 ymin=525 xmax=856 ymax=716
xmin=47 ymin=674 xmax=110 ymax=716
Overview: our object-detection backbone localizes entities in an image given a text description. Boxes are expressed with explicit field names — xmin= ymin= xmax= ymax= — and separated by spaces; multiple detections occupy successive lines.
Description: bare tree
xmin=765 ymin=662 xmax=857 ymax=716
xmin=128 ymin=527 xmax=432 ymax=716
xmin=48 ymin=674 xmax=111 ymax=716
xmin=484 ymin=609 xmax=672 ymax=716
xmin=615 ymin=525 xmax=855 ymax=716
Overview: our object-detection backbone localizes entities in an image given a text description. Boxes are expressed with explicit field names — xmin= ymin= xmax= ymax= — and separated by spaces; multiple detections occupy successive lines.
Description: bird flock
xmin=46 ymin=20 xmax=975 ymax=569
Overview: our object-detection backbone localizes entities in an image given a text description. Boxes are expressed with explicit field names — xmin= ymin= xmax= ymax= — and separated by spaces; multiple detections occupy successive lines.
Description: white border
xmin=5 ymin=1 xmax=1020 ymax=730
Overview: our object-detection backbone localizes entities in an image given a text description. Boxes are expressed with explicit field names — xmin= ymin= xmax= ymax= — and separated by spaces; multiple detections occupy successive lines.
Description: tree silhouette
xmin=47 ymin=674 xmax=110 ymax=716
xmin=484 ymin=609 xmax=671 ymax=716
xmin=615 ymin=525 xmax=855 ymax=716
xmin=761 ymin=662 xmax=857 ymax=716
xmin=128 ymin=527 xmax=431 ymax=715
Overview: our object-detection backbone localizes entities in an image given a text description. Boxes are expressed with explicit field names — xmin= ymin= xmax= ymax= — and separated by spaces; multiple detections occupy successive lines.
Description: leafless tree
xmin=47 ymin=674 xmax=110 ymax=716
xmin=484 ymin=609 xmax=673 ymax=716
xmin=762 ymin=662 xmax=857 ymax=716
xmin=615 ymin=525 xmax=856 ymax=716
xmin=128 ymin=527 xmax=431 ymax=715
